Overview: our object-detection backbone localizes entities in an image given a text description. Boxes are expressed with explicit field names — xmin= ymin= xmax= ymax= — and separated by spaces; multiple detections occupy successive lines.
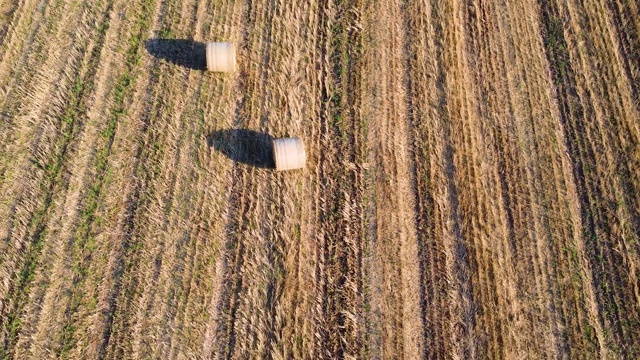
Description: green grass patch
xmin=56 ymin=0 xmax=157 ymax=355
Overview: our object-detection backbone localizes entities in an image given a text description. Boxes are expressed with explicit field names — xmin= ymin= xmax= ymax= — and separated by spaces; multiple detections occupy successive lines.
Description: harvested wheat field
xmin=0 ymin=0 xmax=639 ymax=358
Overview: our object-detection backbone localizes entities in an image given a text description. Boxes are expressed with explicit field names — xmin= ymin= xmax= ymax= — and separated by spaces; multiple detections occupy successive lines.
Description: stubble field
xmin=0 ymin=0 xmax=639 ymax=358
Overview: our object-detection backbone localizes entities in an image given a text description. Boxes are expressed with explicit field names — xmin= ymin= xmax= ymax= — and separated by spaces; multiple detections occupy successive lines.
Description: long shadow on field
xmin=144 ymin=39 xmax=206 ymax=70
xmin=207 ymin=129 xmax=275 ymax=169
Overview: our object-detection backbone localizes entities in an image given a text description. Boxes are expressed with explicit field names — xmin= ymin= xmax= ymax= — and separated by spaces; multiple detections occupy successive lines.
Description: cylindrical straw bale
xmin=206 ymin=42 xmax=236 ymax=72
xmin=273 ymin=137 xmax=306 ymax=171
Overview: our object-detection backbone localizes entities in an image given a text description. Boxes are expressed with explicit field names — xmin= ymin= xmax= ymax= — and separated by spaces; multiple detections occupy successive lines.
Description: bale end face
xmin=273 ymin=137 xmax=306 ymax=171
xmin=206 ymin=42 xmax=236 ymax=72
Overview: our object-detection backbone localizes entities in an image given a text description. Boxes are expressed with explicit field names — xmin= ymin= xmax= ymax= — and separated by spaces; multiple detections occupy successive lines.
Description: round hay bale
xmin=206 ymin=42 xmax=236 ymax=72
xmin=273 ymin=137 xmax=306 ymax=171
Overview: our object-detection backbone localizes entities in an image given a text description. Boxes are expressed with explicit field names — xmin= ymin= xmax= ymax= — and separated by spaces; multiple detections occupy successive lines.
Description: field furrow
xmin=0 ymin=0 xmax=117 ymax=355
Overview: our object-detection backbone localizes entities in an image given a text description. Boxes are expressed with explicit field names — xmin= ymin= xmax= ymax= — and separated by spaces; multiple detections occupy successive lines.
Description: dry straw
xmin=273 ymin=137 xmax=306 ymax=171
xmin=206 ymin=42 xmax=236 ymax=72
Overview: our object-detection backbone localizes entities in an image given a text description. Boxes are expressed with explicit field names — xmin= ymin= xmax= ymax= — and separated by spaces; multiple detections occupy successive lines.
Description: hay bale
xmin=206 ymin=42 xmax=236 ymax=72
xmin=273 ymin=137 xmax=306 ymax=171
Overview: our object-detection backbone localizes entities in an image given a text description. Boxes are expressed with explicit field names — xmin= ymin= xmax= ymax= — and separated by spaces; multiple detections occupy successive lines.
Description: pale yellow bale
xmin=273 ymin=137 xmax=306 ymax=171
xmin=206 ymin=42 xmax=236 ymax=72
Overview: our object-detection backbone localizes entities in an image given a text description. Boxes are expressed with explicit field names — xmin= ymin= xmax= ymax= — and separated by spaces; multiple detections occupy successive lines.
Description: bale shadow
xmin=207 ymin=129 xmax=275 ymax=169
xmin=144 ymin=39 xmax=206 ymax=70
